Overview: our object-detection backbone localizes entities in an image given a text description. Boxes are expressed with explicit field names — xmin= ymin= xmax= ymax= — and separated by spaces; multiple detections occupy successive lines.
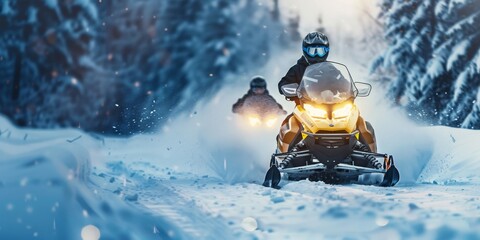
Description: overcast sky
xmin=278 ymin=0 xmax=380 ymax=37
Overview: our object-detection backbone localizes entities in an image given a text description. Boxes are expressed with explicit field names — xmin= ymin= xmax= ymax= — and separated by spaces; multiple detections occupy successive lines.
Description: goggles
xmin=303 ymin=45 xmax=329 ymax=58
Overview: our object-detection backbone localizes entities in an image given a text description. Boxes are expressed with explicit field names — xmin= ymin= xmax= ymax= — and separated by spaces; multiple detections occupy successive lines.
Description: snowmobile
xmin=236 ymin=94 xmax=287 ymax=128
xmin=263 ymin=62 xmax=399 ymax=188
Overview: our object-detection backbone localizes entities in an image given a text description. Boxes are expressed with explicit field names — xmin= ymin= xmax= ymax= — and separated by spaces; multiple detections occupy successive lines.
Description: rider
xmin=277 ymin=32 xmax=377 ymax=153
xmin=278 ymin=32 xmax=330 ymax=100
xmin=232 ymin=76 xmax=286 ymax=114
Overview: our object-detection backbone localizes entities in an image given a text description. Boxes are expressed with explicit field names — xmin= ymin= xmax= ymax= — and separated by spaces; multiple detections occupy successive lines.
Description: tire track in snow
xmin=91 ymin=162 xmax=251 ymax=240
xmin=139 ymin=182 xmax=245 ymax=240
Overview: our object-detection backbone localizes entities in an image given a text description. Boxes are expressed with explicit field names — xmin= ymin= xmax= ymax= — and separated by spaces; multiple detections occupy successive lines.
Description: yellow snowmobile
xmin=263 ymin=62 xmax=399 ymax=188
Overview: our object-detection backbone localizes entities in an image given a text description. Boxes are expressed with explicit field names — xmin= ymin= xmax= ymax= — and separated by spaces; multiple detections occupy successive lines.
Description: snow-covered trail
xmin=87 ymin=45 xmax=480 ymax=240
xmin=158 ymin=181 xmax=480 ymax=239
xmin=2 ymin=44 xmax=480 ymax=239
xmin=2 ymin=81 xmax=480 ymax=240
xmin=91 ymin=150 xmax=480 ymax=240
xmin=89 ymin=159 xmax=252 ymax=239
xmin=91 ymin=70 xmax=480 ymax=239
xmin=0 ymin=132 xmax=182 ymax=239
xmin=2 ymin=32 xmax=480 ymax=240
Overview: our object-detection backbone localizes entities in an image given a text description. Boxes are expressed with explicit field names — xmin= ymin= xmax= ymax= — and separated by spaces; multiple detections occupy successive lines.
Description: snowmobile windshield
xmin=297 ymin=62 xmax=356 ymax=104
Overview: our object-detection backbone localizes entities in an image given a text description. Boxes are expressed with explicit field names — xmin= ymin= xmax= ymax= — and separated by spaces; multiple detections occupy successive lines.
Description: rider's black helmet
xmin=302 ymin=32 xmax=329 ymax=64
xmin=250 ymin=76 xmax=267 ymax=89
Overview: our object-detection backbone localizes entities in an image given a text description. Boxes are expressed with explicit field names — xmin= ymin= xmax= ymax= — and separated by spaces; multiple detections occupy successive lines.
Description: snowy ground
xmin=1 ymin=111 xmax=480 ymax=240
xmin=2 ymin=51 xmax=480 ymax=239
xmin=2 ymin=37 xmax=480 ymax=240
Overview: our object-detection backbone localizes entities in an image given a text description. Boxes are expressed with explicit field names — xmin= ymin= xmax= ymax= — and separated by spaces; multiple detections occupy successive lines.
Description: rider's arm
xmin=278 ymin=65 xmax=298 ymax=95
xmin=232 ymin=93 xmax=249 ymax=113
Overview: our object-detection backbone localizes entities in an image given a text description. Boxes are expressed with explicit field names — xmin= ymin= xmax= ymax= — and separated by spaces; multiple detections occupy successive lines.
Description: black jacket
xmin=232 ymin=89 xmax=286 ymax=114
xmin=278 ymin=57 xmax=309 ymax=94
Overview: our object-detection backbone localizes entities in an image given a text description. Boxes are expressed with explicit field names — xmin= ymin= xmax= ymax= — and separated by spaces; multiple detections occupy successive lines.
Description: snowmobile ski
xmin=379 ymin=155 xmax=400 ymax=187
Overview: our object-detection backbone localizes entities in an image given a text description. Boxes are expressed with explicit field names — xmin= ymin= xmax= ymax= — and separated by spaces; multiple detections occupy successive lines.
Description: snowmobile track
xmin=139 ymin=182 xmax=246 ymax=240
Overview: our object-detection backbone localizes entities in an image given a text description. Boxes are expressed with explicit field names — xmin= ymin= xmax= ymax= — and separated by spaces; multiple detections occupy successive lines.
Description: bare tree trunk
xmin=12 ymin=48 xmax=22 ymax=101
xmin=272 ymin=0 xmax=279 ymax=21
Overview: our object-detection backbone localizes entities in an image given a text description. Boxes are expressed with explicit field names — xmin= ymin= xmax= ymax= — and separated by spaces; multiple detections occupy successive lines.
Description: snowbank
xmin=419 ymin=127 xmax=480 ymax=184
xmin=0 ymin=116 xmax=184 ymax=240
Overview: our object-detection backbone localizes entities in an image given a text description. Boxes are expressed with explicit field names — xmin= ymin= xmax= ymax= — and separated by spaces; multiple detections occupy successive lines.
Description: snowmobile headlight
xmin=265 ymin=117 xmax=278 ymax=128
xmin=248 ymin=116 xmax=261 ymax=126
xmin=332 ymin=103 xmax=353 ymax=119
xmin=303 ymin=104 xmax=327 ymax=119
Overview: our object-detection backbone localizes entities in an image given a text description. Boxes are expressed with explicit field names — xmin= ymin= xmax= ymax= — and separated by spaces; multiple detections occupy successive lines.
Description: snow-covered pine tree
xmin=287 ymin=13 xmax=301 ymax=42
xmin=372 ymin=0 xmax=426 ymax=106
xmin=434 ymin=0 xmax=480 ymax=128
xmin=316 ymin=15 xmax=327 ymax=35
xmin=1 ymin=1 xmax=286 ymax=134
xmin=0 ymin=0 xmax=100 ymax=129
xmin=174 ymin=0 xmax=279 ymax=115
xmin=372 ymin=0 xmax=480 ymax=129
xmin=141 ymin=0 xmax=207 ymax=129
xmin=96 ymin=0 xmax=281 ymax=134
xmin=95 ymin=1 xmax=166 ymax=134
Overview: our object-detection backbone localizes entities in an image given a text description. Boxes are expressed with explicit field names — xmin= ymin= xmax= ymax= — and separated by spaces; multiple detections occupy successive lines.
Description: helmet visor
xmin=303 ymin=46 xmax=329 ymax=58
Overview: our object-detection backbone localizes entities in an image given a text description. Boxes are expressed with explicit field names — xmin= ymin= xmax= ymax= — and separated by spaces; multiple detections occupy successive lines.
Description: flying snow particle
xmin=122 ymin=175 xmax=127 ymax=187
xmin=26 ymin=206 xmax=33 ymax=213
xmin=20 ymin=177 xmax=29 ymax=187
xmin=6 ymin=203 xmax=13 ymax=211
xmin=81 ymin=225 xmax=101 ymax=240
xmin=67 ymin=170 xmax=75 ymax=180
xmin=241 ymin=217 xmax=258 ymax=232
xmin=375 ymin=217 xmax=389 ymax=227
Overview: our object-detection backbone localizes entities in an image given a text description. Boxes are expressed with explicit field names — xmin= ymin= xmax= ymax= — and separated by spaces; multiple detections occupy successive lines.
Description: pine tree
xmin=95 ymin=0 xmax=280 ymax=134
xmin=372 ymin=0 xmax=480 ymax=129
xmin=0 ymin=0 xmax=287 ymax=134
xmin=95 ymin=1 xmax=166 ymax=134
xmin=372 ymin=0 xmax=424 ymax=105
xmin=435 ymin=0 xmax=480 ymax=128
xmin=316 ymin=15 xmax=326 ymax=34
xmin=287 ymin=14 xmax=301 ymax=42
xmin=0 ymin=0 xmax=100 ymax=128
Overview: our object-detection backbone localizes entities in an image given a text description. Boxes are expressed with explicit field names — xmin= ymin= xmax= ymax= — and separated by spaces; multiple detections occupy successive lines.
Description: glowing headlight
xmin=248 ymin=116 xmax=261 ymax=126
xmin=303 ymin=104 xmax=328 ymax=118
xmin=332 ymin=103 xmax=353 ymax=119
xmin=265 ymin=117 xmax=278 ymax=128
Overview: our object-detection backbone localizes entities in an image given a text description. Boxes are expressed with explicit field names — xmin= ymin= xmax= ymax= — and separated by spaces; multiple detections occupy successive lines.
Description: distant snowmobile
xmin=263 ymin=62 xmax=399 ymax=188
xmin=233 ymin=76 xmax=287 ymax=127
